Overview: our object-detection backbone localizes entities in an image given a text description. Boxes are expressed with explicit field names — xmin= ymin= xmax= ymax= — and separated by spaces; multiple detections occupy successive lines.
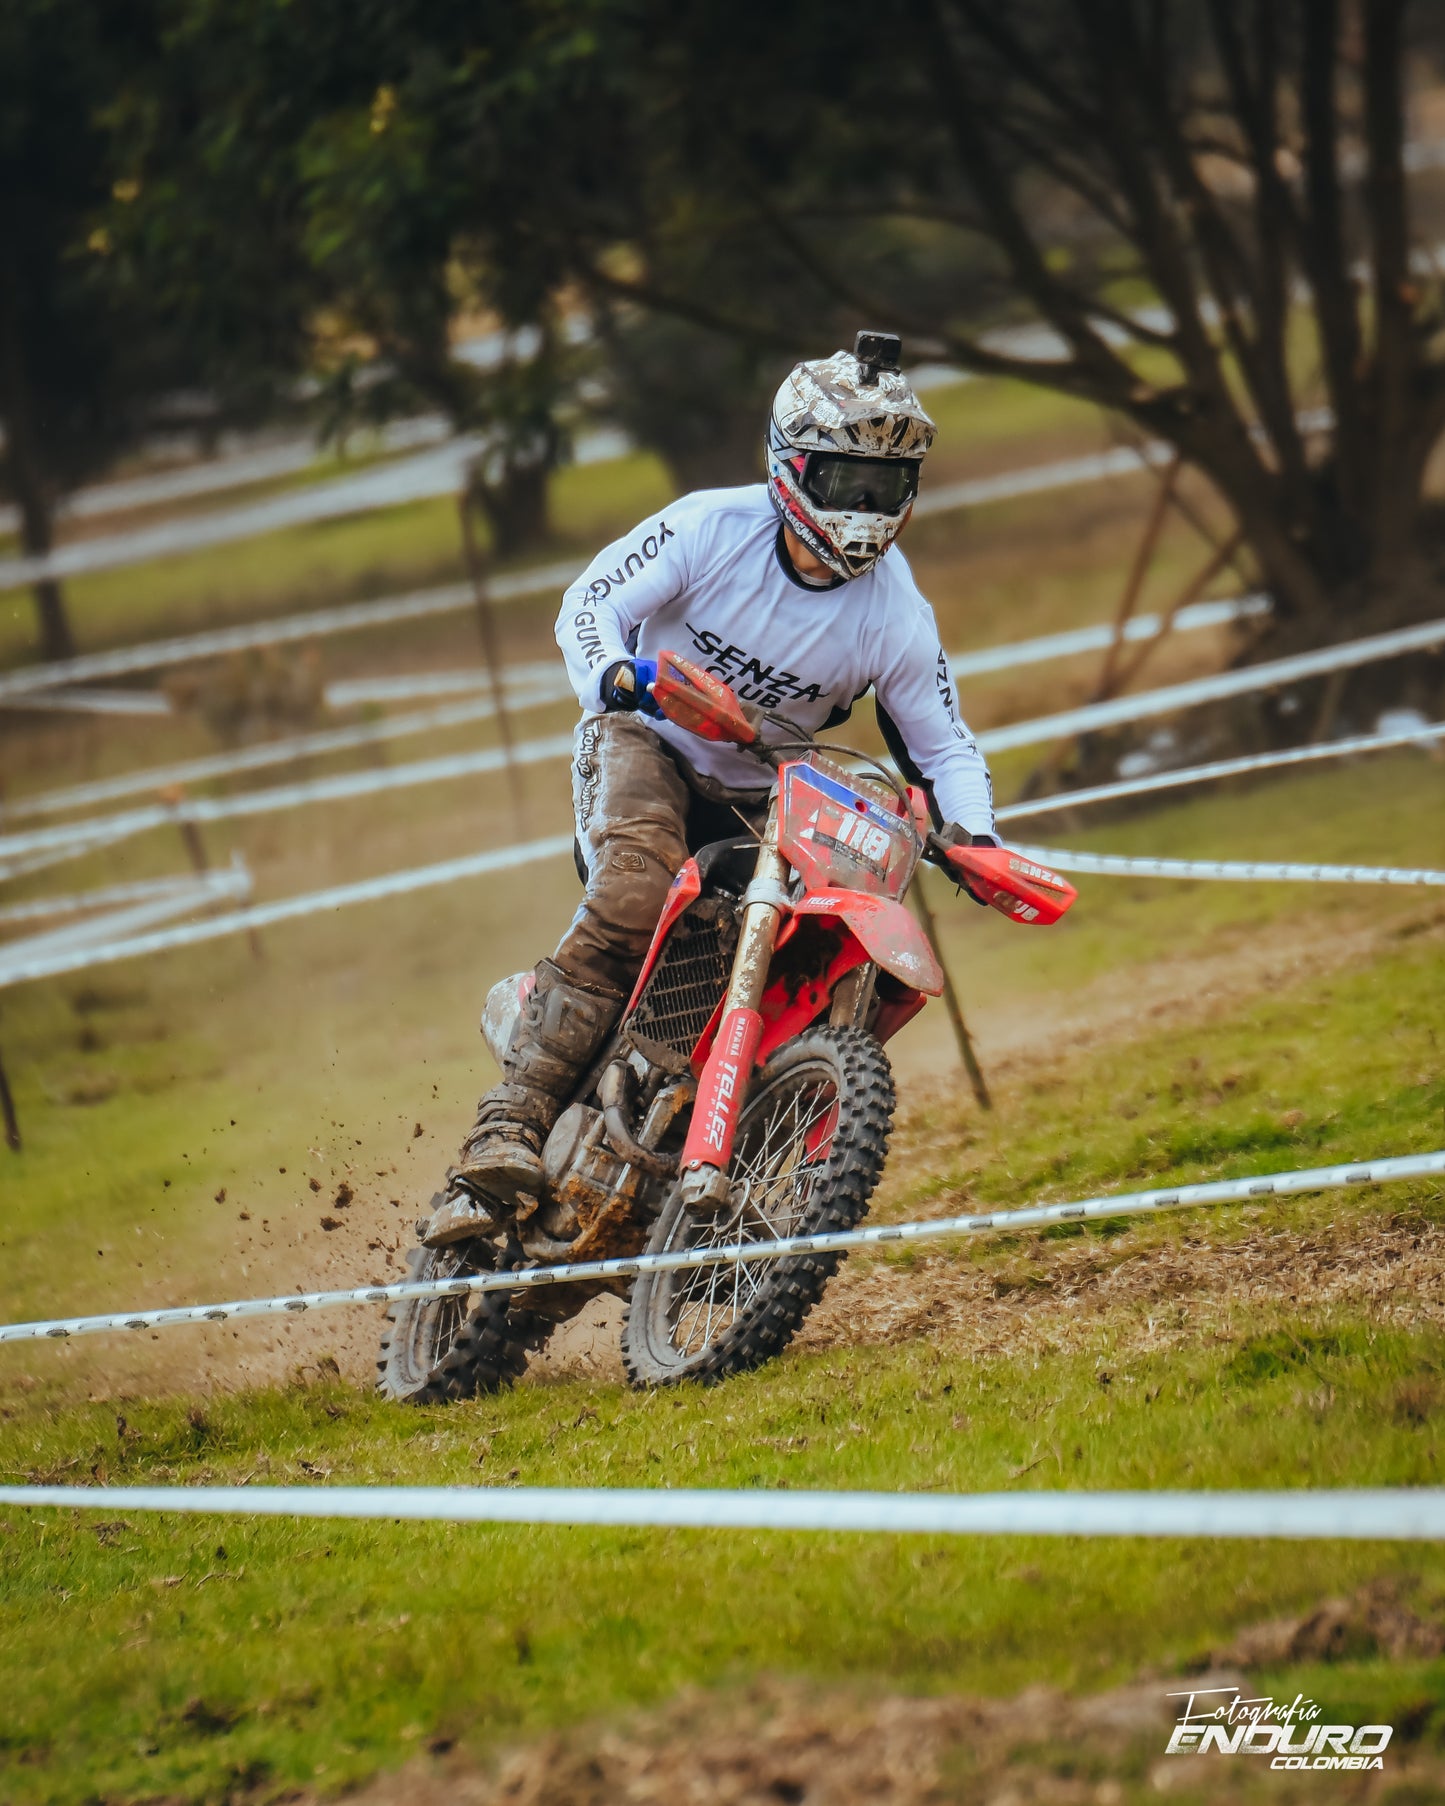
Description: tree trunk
xmin=477 ymin=461 xmax=550 ymax=560
xmin=31 ymin=578 xmax=75 ymax=663
xmin=13 ymin=492 xmax=76 ymax=663
xmin=0 ymin=287 xmax=76 ymax=661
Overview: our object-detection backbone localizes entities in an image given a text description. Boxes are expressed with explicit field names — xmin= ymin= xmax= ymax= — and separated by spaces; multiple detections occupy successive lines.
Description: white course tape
xmin=0 ymin=873 xmax=212 ymax=927
xmin=0 ymin=686 xmax=173 ymax=717
xmin=0 ymin=422 xmax=631 ymax=593
xmin=0 ymin=565 xmax=580 ymax=703
xmin=997 ymin=721 xmax=1445 ymax=820
xmin=0 ymin=435 xmax=490 ymax=589
xmin=950 ymin=595 xmax=1266 ymax=678
xmin=913 ymin=439 xmax=1172 ymax=517
xmin=0 ymin=814 xmax=162 ymax=886
xmin=0 ymin=415 xmax=455 ymax=538
xmin=0 ymin=678 xmax=569 ymax=825
xmin=0 ymin=736 xmax=576 ymax=866
xmin=0 ymin=863 xmax=250 ymax=983
xmin=0 ymin=834 xmax=575 ymax=990
xmin=1014 ymin=845 xmax=1445 ymax=887
xmin=323 ymin=665 xmax=569 ymax=708
xmin=4 ymin=1152 xmax=1439 ymax=1344
xmin=2 ymin=1482 xmax=1441 ymax=1541
xmin=979 ymin=617 xmax=1445 ymax=752
xmin=7 ymin=615 xmax=1437 ymax=867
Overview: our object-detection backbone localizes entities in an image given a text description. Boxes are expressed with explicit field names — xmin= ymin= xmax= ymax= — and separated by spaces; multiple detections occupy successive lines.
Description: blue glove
xmin=602 ymin=658 xmax=662 ymax=717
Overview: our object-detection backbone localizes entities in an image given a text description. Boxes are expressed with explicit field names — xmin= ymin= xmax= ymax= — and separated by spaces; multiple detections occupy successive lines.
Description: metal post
xmin=159 ymin=785 xmax=262 ymax=960
xmin=0 ymin=1036 xmax=20 ymax=1152
xmin=910 ymin=868 xmax=991 ymax=1111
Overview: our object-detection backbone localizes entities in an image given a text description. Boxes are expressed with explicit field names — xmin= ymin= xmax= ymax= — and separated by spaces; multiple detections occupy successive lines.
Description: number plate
xmin=778 ymin=757 xmax=921 ymax=899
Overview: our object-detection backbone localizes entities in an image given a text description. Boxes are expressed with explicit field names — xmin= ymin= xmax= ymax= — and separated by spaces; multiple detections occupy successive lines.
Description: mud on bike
xmin=378 ymin=651 xmax=1075 ymax=1400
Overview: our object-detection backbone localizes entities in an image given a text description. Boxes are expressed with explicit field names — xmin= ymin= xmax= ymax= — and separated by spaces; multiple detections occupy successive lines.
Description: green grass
xmin=2 ymin=1318 xmax=1443 ymax=1800
xmin=0 ymin=820 xmax=1442 ymax=1800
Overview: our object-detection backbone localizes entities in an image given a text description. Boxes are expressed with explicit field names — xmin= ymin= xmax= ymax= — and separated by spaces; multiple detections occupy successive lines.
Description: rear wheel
xmin=621 ymin=1025 xmax=894 ymax=1387
xmin=376 ymin=1207 xmax=555 ymax=1404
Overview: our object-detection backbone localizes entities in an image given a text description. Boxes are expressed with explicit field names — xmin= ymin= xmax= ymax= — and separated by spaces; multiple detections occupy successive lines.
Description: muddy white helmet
xmin=767 ymin=330 xmax=936 ymax=580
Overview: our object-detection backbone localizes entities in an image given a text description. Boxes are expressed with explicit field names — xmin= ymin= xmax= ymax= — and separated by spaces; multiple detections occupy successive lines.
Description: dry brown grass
xmin=798 ymin=1210 xmax=1445 ymax=1370
xmin=304 ymin=1613 xmax=1445 ymax=1806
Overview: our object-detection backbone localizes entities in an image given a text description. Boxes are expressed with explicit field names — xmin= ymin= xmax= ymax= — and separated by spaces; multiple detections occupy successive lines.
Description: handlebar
xmin=647 ymin=649 xmax=1076 ymax=925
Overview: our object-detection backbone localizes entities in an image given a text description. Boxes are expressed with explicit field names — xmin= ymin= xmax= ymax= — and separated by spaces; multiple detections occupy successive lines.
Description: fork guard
xmin=689 ymin=898 xmax=938 ymax=1074
xmin=788 ymin=891 xmax=944 ymax=996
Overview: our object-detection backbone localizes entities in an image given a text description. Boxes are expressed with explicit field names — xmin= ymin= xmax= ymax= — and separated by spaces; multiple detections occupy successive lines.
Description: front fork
xmin=678 ymin=804 xmax=791 ymax=1211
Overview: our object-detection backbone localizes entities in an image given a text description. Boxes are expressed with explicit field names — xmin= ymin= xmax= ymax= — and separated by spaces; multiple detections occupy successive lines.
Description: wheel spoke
xmin=660 ymin=1063 xmax=843 ymax=1360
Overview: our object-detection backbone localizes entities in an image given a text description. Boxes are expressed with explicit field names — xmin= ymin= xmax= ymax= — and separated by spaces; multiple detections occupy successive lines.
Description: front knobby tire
xmin=376 ymin=1211 xmax=555 ymax=1404
xmin=621 ymin=1024 xmax=895 ymax=1387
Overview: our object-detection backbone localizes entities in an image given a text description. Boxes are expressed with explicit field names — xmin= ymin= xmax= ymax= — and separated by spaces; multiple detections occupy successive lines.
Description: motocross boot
xmin=427 ymin=961 xmax=622 ymax=1246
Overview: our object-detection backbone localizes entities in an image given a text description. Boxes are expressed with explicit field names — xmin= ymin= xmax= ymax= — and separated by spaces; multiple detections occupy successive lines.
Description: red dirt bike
xmin=378 ymin=651 xmax=1076 ymax=1401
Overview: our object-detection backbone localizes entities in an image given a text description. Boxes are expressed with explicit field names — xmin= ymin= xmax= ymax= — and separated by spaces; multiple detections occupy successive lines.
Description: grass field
xmin=1 ymin=357 xmax=1442 ymax=1802
xmin=1 ymin=747 xmax=1443 ymax=1802
xmin=1 ymin=911 xmax=1442 ymax=1803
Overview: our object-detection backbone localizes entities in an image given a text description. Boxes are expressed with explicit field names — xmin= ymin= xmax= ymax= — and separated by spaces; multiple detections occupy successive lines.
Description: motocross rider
xmin=430 ymin=332 xmax=1000 ymax=1243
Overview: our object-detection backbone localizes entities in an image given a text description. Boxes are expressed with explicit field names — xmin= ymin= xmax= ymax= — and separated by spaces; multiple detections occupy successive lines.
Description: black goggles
xmin=801 ymin=452 xmax=920 ymax=516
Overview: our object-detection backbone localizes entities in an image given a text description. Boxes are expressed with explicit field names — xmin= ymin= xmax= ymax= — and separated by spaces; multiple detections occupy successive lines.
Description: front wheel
xmin=622 ymin=1025 xmax=894 ymax=1387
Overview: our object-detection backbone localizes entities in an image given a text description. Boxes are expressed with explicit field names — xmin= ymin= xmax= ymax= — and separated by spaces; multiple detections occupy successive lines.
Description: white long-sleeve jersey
xmin=554 ymin=484 xmax=997 ymax=836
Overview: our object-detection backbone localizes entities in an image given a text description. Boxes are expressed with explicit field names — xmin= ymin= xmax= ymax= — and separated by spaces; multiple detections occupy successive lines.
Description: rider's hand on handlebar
xmin=936 ymin=823 xmax=1001 ymax=906
xmin=602 ymin=658 xmax=663 ymax=718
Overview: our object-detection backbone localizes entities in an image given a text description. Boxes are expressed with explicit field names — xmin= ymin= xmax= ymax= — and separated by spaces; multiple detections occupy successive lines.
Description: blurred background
xmin=1 ymin=0 xmax=1444 ymax=1389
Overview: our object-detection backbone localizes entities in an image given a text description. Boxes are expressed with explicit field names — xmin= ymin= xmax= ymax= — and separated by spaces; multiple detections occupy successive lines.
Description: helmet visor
xmin=802 ymin=453 xmax=920 ymax=516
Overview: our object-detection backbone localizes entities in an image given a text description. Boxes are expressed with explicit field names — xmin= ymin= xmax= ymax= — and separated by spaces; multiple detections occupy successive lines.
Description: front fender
xmin=790 ymin=891 xmax=944 ymax=996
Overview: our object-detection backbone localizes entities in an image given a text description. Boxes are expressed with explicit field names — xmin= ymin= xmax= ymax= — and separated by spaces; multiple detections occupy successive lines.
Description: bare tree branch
xmin=1093 ymin=0 xmax=1310 ymax=503
xmin=1362 ymin=0 xmax=1418 ymax=563
xmin=912 ymin=0 xmax=1140 ymax=401
xmin=1299 ymin=0 xmax=1367 ymax=514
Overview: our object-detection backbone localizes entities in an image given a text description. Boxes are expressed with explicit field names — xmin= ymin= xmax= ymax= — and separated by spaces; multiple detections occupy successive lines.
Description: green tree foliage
xmin=0 ymin=1 xmax=155 ymax=659
xmin=12 ymin=0 xmax=1444 ymax=652
xmin=0 ymin=0 xmax=318 ymax=660
xmin=577 ymin=0 xmax=1445 ymax=643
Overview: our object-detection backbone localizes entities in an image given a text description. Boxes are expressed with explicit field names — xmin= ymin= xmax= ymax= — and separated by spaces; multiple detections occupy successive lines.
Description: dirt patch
xmin=1206 ymin=1576 xmax=1445 ymax=1669
xmin=896 ymin=909 xmax=1425 ymax=1089
xmin=798 ymin=1210 xmax=1445 ymax=1367
xmin=320 ymin=1672 xmax=1185 ymax=1806
xmin=288 ymin=1650 xmax=1445 ymax=1806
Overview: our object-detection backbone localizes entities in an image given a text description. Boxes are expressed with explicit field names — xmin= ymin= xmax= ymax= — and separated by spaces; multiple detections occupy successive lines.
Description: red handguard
xmin=650 ymin=650 xmax=758 ymax=745
xmin=943 ymin=844 xmax=1077 ymax=926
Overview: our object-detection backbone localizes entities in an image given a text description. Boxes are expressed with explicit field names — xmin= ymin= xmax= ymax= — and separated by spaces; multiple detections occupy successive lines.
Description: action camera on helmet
xmin=853 ymin=331 xmax=902 ymax=381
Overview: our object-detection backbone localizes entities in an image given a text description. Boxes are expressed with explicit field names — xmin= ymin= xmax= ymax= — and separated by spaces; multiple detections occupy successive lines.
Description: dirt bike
xmin=378 ymin=651 xmax=1076 ymax=1401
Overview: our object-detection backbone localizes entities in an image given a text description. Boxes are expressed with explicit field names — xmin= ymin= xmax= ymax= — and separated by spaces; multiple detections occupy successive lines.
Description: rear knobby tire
xmin=622 ymin=1024 xmax=894 ymax=1387
xmin=376 ymin=1216 xmax=555 ymax=1404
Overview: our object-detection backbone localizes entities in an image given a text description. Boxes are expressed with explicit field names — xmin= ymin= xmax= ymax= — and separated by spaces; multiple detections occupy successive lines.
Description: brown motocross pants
xmin=554 ymin=712 xmax=768 ymax=996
